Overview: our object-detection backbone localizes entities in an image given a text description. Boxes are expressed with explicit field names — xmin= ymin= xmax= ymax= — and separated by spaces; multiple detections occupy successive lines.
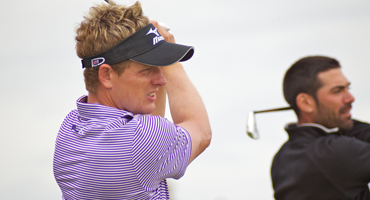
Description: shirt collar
xmin=285 ymin=122 xmax=339 ymax=133
xmin=76 ymin=95 xmax=134 ymax=120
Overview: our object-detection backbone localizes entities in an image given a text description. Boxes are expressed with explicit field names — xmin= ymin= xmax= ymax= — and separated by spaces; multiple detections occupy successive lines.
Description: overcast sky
xmin=1 ymin=0 xmax=370 ymax=199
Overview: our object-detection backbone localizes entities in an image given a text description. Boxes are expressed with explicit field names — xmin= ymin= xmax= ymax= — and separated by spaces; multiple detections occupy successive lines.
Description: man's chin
xmin=339 ymin=119 xmax=354 ymax=131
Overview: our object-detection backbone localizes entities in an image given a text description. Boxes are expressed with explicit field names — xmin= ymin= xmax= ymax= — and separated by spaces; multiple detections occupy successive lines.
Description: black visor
xmin=81 ymin=23 xmax=194 ymax=68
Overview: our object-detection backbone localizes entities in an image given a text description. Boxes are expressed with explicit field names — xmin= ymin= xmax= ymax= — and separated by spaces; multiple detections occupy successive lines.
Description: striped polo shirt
xmin=53 ymin=96 xmax=192 ymax=200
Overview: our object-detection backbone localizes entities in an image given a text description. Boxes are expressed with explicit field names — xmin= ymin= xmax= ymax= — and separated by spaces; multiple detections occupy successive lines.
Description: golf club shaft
xmin=254 ymin=107 xmax=291 ymax=114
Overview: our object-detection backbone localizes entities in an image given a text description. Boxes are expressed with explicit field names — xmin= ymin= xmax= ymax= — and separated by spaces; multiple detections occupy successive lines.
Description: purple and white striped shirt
xmin=53 ymin=96 xmax=192 ymax=200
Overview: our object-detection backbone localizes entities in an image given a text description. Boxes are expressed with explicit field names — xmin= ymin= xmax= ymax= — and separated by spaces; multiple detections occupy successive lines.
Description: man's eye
xmin=140 ymin=68 xmax=151 ymax=74
xmin=333 ymin=90 xmax=341 ymax=93
xmin=332 ymin=88 xmax=344 ymax=93
xmin=141 ymin=68 xmax=150 ymax=72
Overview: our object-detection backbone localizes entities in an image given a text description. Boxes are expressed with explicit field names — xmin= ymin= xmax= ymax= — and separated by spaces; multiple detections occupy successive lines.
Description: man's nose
xmin=152 ymin=67 xmax=166 ymax=86
xmin=344 ymin=90 xmax=355 ymax=104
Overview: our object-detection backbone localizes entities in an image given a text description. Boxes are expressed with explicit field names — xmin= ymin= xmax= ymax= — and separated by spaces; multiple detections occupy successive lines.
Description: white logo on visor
xmin=91 ymin=57 xmax=105 ymax=67
xmin=146 ymin=28 xmax=164 ymax=45
xmin=146 ymin=28 xmax=160 ymax=36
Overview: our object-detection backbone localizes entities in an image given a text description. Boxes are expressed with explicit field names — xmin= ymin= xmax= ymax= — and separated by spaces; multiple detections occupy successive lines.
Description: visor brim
xmin=130 ymin=42 xmax=194 ymax=67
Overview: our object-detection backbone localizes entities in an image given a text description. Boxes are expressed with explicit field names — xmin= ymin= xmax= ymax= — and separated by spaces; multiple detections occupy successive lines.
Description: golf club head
xmin=246 ymin=107 xmax=291 ymax=139
xmin=246 ymin=111 xmax=259 ymax=139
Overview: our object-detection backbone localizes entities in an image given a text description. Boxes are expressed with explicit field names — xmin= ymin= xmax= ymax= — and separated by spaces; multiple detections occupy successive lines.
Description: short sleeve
xmin=131 ymin=115 xmax=192 ymax=191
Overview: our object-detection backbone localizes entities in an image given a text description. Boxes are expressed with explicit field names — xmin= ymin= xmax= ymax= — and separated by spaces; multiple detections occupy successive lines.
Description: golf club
xmin=246 ymin=107 xmax=291 ymax=139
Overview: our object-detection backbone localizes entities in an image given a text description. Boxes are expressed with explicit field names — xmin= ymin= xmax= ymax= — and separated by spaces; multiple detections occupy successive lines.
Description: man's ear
xmin=98 ymin=64 xmax=114 ymax=89
xmin=296 ymin=93 xmax=316 ymax=113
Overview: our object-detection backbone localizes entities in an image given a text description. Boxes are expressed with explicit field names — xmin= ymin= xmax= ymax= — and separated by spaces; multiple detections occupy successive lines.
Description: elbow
xmin=188 ymin=127 xmax=212 ymax=164
xmin=202 ymin=128 xmax=212 ymax=149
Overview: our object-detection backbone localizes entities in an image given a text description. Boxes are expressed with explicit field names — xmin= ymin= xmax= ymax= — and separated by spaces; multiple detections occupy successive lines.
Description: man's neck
xmin=297 ymin=114 xmax=314 ymax=126
xmin=87 ymin=90 xmax=114 ymax=108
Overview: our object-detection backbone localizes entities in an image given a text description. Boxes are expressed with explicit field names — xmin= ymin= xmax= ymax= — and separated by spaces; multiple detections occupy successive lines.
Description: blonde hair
xmin=75 ymin=1 xmax=150 ymax=93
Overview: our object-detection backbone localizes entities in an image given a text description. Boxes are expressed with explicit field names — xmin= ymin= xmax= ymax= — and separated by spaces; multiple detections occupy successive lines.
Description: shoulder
xmin=304 ymin=134 xmax=370 ymax=185
xmin=312 ymin=135 xmax=367 ymax=154
xmin=136 ymin=114 xmax=171 ymax=129
xmin=131 ymin=115 xmax=192 ymax=183
xmin=135 ymin=115 xmax=178 ymax=136
xmin=64 ymin=109 xmax=78 ymax=121
xmin=136 ymin=114 xmax=188 ymax=133
xmin=307 ymin=134 xmax=370 ymax=168
xmin=133 ymin=114 xmax=190 ymax=147
xmin=59 ymin=109 xmax=79 ymax=132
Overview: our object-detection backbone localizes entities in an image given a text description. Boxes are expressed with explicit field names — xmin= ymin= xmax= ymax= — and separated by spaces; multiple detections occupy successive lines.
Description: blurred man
xmin=271 ymin=56 xmax=370 ymax=200
xmin=53 ymin=1 xmax=211 ymax=199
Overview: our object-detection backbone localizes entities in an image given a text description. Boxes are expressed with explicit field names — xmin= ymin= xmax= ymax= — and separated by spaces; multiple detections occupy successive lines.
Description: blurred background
xmin=1 ymin=0 xmax=370 ymax=199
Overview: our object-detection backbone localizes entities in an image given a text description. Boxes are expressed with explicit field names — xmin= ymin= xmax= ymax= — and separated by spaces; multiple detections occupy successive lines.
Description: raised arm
xmin=152 ymin=21 xmax=212 ymax=164
xmin=151 ymin=86 xmax=166 ymax=117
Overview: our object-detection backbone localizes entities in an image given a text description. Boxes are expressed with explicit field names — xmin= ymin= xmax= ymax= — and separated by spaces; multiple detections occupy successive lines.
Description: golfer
xmin=53 ymin=1 xmax=211 ymax=199
xmin=271 ymin=56 xmax=370 ymax=200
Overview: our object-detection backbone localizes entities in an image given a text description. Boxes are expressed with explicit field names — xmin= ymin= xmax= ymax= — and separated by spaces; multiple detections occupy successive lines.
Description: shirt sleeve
xmin=131 ymin=115 xmax=192 ymax=191
xmin=307 ymin=135 xmax=370 ymax=195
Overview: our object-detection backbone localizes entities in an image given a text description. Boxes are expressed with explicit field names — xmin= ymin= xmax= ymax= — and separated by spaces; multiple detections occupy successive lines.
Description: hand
xmin=151 ymin=20 xmax=176 ymax=43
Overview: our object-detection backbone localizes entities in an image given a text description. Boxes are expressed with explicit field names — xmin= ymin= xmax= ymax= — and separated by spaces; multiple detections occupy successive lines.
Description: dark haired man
xmin=271 ymin=56 xmax=370 ymax=200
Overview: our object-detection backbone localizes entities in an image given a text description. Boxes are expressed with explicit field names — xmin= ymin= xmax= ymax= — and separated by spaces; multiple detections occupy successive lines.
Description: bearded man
xmin=271 ymin=56 xmax=370 ymax=200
